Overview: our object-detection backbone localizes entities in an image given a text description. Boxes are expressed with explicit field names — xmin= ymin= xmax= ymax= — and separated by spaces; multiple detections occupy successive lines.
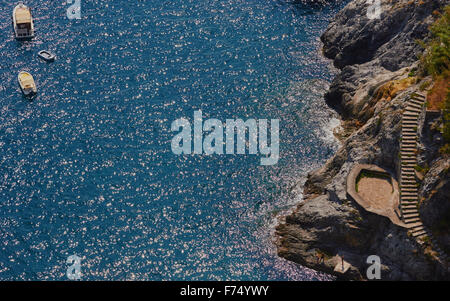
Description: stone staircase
xmin=400 ymin=92 xmax=449 ymax=267
xmin=400 ymin=92 xmax=426 ymax=238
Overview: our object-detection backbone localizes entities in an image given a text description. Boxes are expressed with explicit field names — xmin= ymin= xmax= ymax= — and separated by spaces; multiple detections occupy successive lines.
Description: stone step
xmin=402 ymin=160 xmax=417 ymax=165
xmin=401 ymin=166 xmax=415 ymax=170
xmin=402 ymin=184 xmax=418 ymax=189
xmin=402 ymin=115 xmax=419 ymax=120
xmin=401 ymin=199 xmax=418 ymax=206
xmin=401 ymin=172 xmax=416 ymax=177
xmin=411 ymin=95 xmax=426 ymax=101
xmin=403 ymin=117 xmax=418 ymax=122
xmin=413 ymin=230 xmax=428 ymax=238
xmin=401 ymin=198 xmax=418 ymax=203
xmin=402 ymin=188 xmax=418 ymax=191
xmin=410 ymin=95 xmax=425 ymax=100
xmin=401 ymin=156 xmax=416 ymax=161
xmin=402 ymin=132 xmax=418 ymax=136
xmin=404 ymin=212 xmax=420 ymax=219
xmin=404 ymin=111 xmax=420 ymax=117
xmin=400 ymin=149 xmax=416 ymax=156
xmin=400 ymin=148 xmax=416 ymax=153
xmin=406 ymin=107 xmax=422 ymax=113
xmin=401 ymin=191 xmax=418 ymax=195
xmin=402 ymin=205 xmax=418 ymax=210
xmin=405 ymin=217 xmax=421 ymax=224
xmin=411 ymin=93 xmax=426 ymax=99
xmin=402 ymin=166 xmax=416 ymax=170
xmin=402 ymin=164 xmax=416 ymax=168
xmin=403 ymin=209 xmax=418 ymax=214
xmin=402 ymin=199 xmax=418 ymax=204
xmin=401 ymin=183 xmax=417 ymax=188
xmin=401 ymin=166 xmax=415 ymax=171
xmin=401 ymin=197 xmax=418 ymax=201
xmin=401 ymin=190 xmax=418 ymax=195
xmin=402 ymin=136 xmax=418 ymax=140
xmin=401 ymin=127 xmax=418 ymax=132
xmin=402 ymin=207 xmax=418 ymax=212
xmin=401 ymin=195 xmax=418 ymax=200
xmin=402 ymin=128 xmax=417 ymax=132
xmin=401 ymin=143 xmax=417 ymax=148
xmin=400 ymin=176 xmax=418 ymax=183
xmin=401 ymin=201 xmax=418 ymax=206
xmin=402 ymin=163 xmax=417 ymax=168
xmin=402 ymin=117 xmax=418 ymax=122
xmin=402 ymin=168 xmax=416 ymax=172
xmin=402 ymin=137 xmax=418 ymax=141
xmin=402 ymin=129 xmax=417 ymax=134
xmin=401 ymin=179 xmax=417 ymax=182
xmin=401 ymin=145 xmax=417 ymax=149
xmin=410 ymin=102 xmax=424 ymax=108
xmin=402 ymin=155 xmax=417 ymax=159
xmin=402 ymin=124 xmax=418 ymax=128
xmin=401 ymin=173 xmax=416 ymax=177
xmin=406 ymin=221 xmax=423 ymax=229
xmin=401 ymin=150 xmax=416 ymax=154
xmin=410 ymin=225 xmax=425 ymax=233
xmin=401 ymin=174 xmax=415 ymax=179
xmin=408 ymin=102 xmax=423 ymax=109
xmin=402 ymin=187 xmax=418 ymax=191
xmin=401 ymin=140 xmax=417 ymax=143
xmin=402 ymin=128 xmax=418 ymax=136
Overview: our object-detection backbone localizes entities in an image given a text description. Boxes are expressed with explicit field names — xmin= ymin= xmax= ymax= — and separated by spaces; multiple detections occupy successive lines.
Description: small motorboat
xmin=12 ymin=2 xmax=35 ymax=40
xmin=18 ymin=71 xmax=37 ymax=97
xmin=38 ymin=50 xmax=56 ymax=62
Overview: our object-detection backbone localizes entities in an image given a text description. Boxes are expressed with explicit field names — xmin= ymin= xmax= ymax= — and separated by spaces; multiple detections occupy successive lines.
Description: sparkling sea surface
xmin=0 ymin=0 xmax=345 ymax=280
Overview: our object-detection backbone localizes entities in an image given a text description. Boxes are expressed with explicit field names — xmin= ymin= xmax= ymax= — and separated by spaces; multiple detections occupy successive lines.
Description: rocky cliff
xmin=276 ymin=0 xmax=449 ymax=280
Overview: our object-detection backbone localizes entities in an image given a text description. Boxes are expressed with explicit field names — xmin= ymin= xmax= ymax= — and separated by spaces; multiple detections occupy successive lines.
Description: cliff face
xmin=276 ymin=0 xmax=449 ymax=280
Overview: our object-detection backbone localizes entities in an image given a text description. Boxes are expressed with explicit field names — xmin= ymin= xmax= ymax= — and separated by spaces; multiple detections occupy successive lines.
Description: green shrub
xmin=421 ymin=6 xmax=450 ymax=77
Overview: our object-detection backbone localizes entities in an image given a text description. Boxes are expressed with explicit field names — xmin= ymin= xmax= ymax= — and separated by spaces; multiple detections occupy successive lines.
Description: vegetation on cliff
xmin=421 ymin=6 xmax=450 ymax=78
xmin=420 ymin=5 xmax=450 ymax=153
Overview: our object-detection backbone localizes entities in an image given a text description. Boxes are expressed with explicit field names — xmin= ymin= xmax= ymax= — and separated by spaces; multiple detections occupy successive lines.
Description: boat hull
xmin=13 ymin=3 xmax=35 ymax=40
xmin=38 ymin=50 xmax=56 ymax=62
xmin=18 ymin=71 xmax=37 ymax=98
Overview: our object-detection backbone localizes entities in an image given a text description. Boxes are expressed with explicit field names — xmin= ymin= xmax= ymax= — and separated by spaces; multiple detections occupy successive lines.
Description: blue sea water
xmin=0 ymin=0 xmax=345 ymax=280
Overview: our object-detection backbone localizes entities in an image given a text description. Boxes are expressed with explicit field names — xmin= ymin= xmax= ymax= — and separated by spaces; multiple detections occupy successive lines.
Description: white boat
xmin=12 ymin=2 xmax=35 ymax=40
xmin=38 ymin=50 xmax=56 ymax=62
xmin=18 ymin=71 xmax=37 ymax=97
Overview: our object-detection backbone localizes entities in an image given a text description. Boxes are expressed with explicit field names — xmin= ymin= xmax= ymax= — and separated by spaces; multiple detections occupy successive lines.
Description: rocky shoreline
xmin=276 ymin=0 xmax=449 ymax=280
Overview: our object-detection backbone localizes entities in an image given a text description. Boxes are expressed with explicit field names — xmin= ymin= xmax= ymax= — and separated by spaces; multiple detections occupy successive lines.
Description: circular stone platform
xmin=347 ymin=164 xmax=406 ymax=227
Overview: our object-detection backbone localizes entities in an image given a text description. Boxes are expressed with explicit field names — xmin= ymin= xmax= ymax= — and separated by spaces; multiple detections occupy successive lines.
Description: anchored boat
xmin=18 ymin=71 xmax=37 ymax=97
xmin=13 ymin=2 xmax=35 ymax=40
xmin=38 ymin=50 xmax=56 ymax=62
